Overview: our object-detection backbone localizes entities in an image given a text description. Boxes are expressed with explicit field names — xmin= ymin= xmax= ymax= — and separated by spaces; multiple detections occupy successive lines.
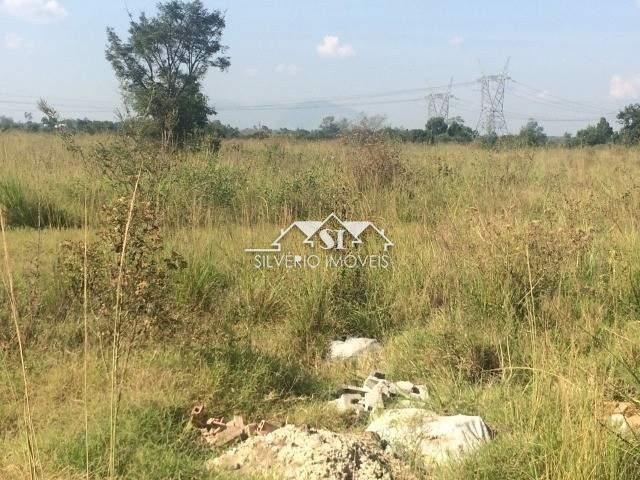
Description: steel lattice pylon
xmin=426 ymin=78 xmax=454 ymax=120
xmin=477 ymin=59 xmax=510 ymax=135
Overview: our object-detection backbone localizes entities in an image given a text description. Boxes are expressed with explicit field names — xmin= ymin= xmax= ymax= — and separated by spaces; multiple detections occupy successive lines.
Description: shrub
xmin=342 ymin=128 xmax=405 ymax=189
xmin=56 ymin=197 xmax=186 ymax=342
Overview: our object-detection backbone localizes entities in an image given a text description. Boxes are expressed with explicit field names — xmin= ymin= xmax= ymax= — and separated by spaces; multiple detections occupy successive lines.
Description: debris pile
xmin=330 ymin=371 xmax=429 ymax=413
xmin=198 ymin=334 xmax=493 ymax=478
xmin=207 ymin=424 xmax=410 ymax=480
xmin=190 ymin=404 xmax=277 ymax=447
xmin=367 ymin=408 xmax=493 ymax=467
xmin=329 ymin=337 xmax=381 ymax=360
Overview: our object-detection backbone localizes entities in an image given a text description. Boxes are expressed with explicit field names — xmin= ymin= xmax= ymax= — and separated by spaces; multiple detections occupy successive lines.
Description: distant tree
xmin=41 ymin=115 xmax=57 ymax=129
xmin=406 ymin=128 xmax=428 ymax=142
xmin=352 ymin=114 xmax=387 ymax=132
xmin=0 ymin=116 xmax=16 ymax=131
xmin=596 ymin=117 xmax=614 ymax=139
xmin=105 ymin=0 xmax=230 ymax=145
xmin=207 ymin=119 xmax=239 ymax=138
xmin=241 ymin=124 xmax=272 ymax=139
xmin=425 ymin=116 xmax=448 ymax=143
xmin=617 ymin=104 xmax=640 ymax=145
xmin=574 ymin=117 xmax=613 ymax=146
xmin=518 ymin=119 xmax=547 ymax=146
xmin=446 ymin=117 xmax=476 ymax=143
xmin=317 ymin=116 xmax=349 ymax=138
xmin=293 ymin=128 xmax=312 ymax=139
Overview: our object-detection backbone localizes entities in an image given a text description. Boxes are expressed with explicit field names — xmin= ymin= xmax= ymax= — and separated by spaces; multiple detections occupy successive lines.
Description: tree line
xmin=3 ymin=109 xmax=640 ymax=147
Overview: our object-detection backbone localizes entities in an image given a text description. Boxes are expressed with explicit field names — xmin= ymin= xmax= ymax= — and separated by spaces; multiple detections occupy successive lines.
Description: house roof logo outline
xmin=245 ymin=213 xmax=393 ymax=253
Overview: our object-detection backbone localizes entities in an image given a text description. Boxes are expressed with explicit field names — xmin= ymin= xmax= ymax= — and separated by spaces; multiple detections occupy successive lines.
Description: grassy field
xmin=2 ymin=130 xmax=640 ymax=479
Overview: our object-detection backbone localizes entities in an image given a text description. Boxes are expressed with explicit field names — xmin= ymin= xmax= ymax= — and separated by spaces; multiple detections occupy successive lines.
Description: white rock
xmin=330 ymin=393 xmax=365 ymax=413
xmin=394 ymin=381 xmax=429 ymax=402
xmin=364 ymin=383 xmax=387 ymax=412
xmin=329 ymin=337 xmax=380 ymax=360
xmin=366 ymin=408 xmax=491 ymax=466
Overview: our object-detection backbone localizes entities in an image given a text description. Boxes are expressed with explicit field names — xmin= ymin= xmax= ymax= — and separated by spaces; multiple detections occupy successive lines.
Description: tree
xmin=446 ymin=118 xmax=476 ymax=143
xmin=353 ymin=114 xmax=387 ymax=132
xmin=105 ymin=1 xmax=230 ymax=144
xmin=317 ymin=116 xmax=349 ymax=138
xmin=617 ymin=104 xmax=640 ymax=145
xmin=574 ymin=117 xmax=613 ymax=146
xmin=518 ymin=119 xmax=547 ymax=146
xmin=425 ymin=117 xmax=448 ymax=143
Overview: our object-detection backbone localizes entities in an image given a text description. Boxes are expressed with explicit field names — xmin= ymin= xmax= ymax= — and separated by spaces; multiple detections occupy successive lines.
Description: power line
xmin=229 ymin=80 xmax=478 ymax=110
xmin=507 ymin=88 xmax=600 ymax=115
xmin=0 ymin=99 xmax=117 ymax=111
xmin=217 ymin=96 xmax=427 ymax=112
xmin=510 ymin=79 xmax=613 ymax=113
xmin=0 ymin=91 xmax=116 ymax=105
xmin=0 ymin=74 xmax=624 ymax=130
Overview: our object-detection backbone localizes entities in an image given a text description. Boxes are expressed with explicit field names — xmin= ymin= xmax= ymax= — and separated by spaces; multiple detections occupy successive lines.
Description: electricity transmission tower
xmin=477 ymin=58 xmax=510 ymax=135
xmin=426 ymin=78 xmax=454 ymax=120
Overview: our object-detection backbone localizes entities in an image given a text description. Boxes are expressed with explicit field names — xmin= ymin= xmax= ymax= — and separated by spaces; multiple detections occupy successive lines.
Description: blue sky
xmin=1 ymin=0 xmax=640 ymax=134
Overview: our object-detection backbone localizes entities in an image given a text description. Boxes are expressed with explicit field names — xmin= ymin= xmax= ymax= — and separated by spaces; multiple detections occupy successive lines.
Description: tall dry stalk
xmin=0 ymin=210 xmax=42 ymax=479
xmin=83 ymin=195 xmax=90 ymax=480
xmin=108 ymin=173 xmax=141 ymax=479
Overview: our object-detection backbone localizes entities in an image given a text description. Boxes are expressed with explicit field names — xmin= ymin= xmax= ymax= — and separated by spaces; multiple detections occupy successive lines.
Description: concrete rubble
xmin=207 ymin=424 xmax=415 ymax=480
xmin=190 ymin=404 xmax=277 ymax=447
xmin=199 ymin=367 xmax=493 ymax=477
xmin=603 ymin=401 xmax=640 ymax=436
xmin=329 ymin=337 xmax=381 ymax=360
xmin=366 ymin=408 xmax=493 ymax=467
xmin=329 ymin=371 xmax=430 ymax=413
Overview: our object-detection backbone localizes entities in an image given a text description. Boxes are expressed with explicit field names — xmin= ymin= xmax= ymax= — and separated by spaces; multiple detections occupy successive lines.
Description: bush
xmin=56 ymin=197 xmax=185 ymax=342
xmin=342 ymin=128 xmax=405 ymax=189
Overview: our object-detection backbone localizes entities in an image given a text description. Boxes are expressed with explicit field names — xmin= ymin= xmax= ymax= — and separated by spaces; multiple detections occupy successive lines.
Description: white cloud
xmin=4 ymin=32 xmax=23 ymax=49
xmin=610 ymin=74 xmax=640 ymax=99
xmin=0 ymin=0 xmax=67 ymax=23
xmin=316 ymin=35 xmax=355 ymax=58
xmin=244 ymin=66 xmax=259 ymax=77
xmin=449 ymin=35 xmax=464 ymax=47
xmin=275 ymin=63 xmax=300 ymax=75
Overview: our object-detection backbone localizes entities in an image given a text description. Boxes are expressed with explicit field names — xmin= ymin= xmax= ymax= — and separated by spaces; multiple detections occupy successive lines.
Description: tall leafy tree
xmin=617 ymin=104 xmax=640 ymax=145
xmin=105 ymin=1 xmax=230 ymax=144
